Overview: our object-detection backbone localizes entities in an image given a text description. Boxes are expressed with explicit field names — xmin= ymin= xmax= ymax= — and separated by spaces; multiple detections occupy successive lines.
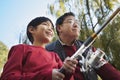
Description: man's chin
xmin=73 ymin=35 xmax=79 ymax=39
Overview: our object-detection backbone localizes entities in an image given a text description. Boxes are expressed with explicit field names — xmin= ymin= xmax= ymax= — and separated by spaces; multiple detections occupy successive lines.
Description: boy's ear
xmin=28 ymin=26 xmax=34 ymax=33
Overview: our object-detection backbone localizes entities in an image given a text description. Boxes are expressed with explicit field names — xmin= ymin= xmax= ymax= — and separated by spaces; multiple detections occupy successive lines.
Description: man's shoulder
xmin=46 ymin=40 xmax=59 ymax=50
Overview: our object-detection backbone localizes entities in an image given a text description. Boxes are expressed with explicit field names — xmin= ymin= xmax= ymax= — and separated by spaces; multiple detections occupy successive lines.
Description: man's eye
xmin=68 ymin=20 xmax=73 ymax=23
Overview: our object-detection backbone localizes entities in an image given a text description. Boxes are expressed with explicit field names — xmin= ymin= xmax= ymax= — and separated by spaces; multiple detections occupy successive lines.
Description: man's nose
xmin=73 ymin=23 xmax=81 ymax=29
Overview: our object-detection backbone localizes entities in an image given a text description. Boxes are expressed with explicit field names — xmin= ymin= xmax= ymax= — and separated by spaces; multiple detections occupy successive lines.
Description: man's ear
xmin=28 ymin=26 xmax=34 ymax=33
xmin=56 ymin=25 xmax=62 ymax=33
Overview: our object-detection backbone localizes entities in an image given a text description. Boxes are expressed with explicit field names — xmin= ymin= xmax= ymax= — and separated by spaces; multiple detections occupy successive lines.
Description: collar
xmin=58 ymin=38 xmax=75 ymax=46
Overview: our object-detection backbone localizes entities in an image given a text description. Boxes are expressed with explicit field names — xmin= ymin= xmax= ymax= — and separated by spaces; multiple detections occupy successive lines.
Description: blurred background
xmin=0 ymin=0 xmax=120 ymax=79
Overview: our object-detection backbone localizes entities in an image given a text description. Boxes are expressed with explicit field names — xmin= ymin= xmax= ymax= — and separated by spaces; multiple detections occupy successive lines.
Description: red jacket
xmin=0 ymin=44 xmax=73 ymax=80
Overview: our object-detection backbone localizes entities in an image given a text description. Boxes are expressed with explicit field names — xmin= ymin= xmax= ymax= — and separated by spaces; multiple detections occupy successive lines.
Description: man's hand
xmin=62 ymin=57 xmax=78 ymax=73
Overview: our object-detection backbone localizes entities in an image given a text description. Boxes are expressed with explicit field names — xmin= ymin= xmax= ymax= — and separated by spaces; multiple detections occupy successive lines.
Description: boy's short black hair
xmin=55 ymin=12 xmax=75 ymax=35
xmin=27 ymin=17 xmax=54 ymax=43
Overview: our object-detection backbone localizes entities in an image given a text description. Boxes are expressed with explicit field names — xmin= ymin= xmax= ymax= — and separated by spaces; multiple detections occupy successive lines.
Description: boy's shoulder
xmin=10 ymin=44 xmax=31 ymax=50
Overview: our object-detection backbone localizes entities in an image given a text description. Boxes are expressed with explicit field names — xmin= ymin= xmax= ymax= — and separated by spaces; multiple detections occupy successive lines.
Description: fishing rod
xmin=59 ymin=7 xmax=120 ymax=73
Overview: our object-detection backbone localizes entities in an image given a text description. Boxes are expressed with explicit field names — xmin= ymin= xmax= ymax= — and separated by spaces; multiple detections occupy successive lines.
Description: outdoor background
xmin=0 ymin=0 xmax=120 ymax=79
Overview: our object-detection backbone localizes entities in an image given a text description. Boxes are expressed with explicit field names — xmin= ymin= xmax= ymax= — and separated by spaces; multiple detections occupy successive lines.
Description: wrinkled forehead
xmin=64 ymin=16 xmax=76 ymax=21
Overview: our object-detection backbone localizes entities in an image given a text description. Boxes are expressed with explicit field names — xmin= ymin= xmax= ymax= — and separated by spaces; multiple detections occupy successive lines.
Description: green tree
xmin=48 ymin=0 xmax=119 ymax=38
xmin=97 ymin=15 xmax=120 ymax=69
xmin=48 ymin=0 xmax=120 ymax=70
xmin=0 ymin=41 xmax=8 ymax=74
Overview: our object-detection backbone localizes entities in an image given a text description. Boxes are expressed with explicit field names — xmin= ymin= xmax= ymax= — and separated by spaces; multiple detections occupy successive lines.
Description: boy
xmin=0 ymin=17 xmax=78 ymax=80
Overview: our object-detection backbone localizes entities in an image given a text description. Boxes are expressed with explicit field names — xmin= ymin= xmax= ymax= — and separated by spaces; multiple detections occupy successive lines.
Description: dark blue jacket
xmin=46 ymin=40 xmax=98 ymax=80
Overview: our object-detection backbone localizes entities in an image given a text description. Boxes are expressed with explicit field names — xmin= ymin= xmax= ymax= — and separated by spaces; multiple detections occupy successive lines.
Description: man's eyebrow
xmin=66 ymin=19 xmax=73 ymax=21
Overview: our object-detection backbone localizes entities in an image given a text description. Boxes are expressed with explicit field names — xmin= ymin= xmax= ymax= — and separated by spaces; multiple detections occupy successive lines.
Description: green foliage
xmin=98 ymin=15 xmax=120 ymax=69
xmin=89 ymin=15 xmax=120 ymax=70
xmin=48 ymin=0 xmax=120 ymax=70
xmin=0 ymin=41 xmax=8 ymax=73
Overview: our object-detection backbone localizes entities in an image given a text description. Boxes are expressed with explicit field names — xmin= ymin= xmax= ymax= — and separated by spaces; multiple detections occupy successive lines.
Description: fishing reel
xmin=79 ymin=48 xmax=107 ymax=72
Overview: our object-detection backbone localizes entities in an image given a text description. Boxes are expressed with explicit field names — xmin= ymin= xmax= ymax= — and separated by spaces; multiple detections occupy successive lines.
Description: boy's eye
xmin=51 ymin=27 xmax=54 ymax=30
xmin=41 ymin=22 xmax=54 ymax=29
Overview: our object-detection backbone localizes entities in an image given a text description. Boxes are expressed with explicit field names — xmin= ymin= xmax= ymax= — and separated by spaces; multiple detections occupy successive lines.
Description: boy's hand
xmin=52 ymin=69 xmax=64 ymax=80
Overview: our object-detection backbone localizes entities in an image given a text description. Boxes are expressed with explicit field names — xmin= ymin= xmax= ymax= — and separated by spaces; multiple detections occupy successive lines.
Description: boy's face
xmin=32 ymin=21 xmax=54 ymax=44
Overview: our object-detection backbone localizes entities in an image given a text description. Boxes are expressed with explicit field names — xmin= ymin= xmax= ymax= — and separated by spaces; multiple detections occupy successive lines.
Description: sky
xmin=0 ymin=0 xmax=56 ymax=49
xmin=0 ymin=0 xmax=119 ymax=49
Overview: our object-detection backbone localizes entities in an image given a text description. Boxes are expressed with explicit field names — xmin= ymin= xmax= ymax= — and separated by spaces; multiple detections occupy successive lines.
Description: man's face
xmin=58 ymin=16 xmax=81 ymax=39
